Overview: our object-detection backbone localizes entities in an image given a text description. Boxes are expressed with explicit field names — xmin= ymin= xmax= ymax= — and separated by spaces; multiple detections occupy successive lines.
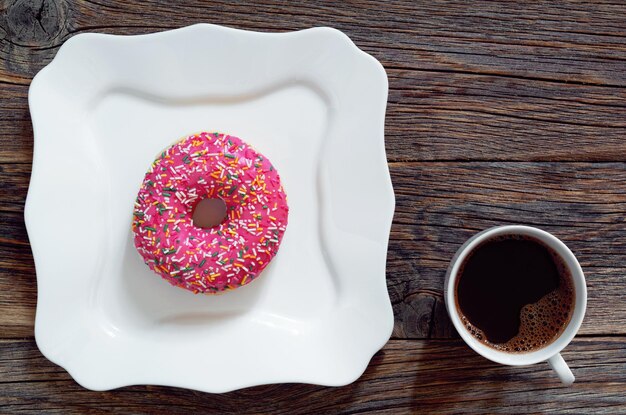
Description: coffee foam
xmin=457 ymin=235 xmax=575 ymax=353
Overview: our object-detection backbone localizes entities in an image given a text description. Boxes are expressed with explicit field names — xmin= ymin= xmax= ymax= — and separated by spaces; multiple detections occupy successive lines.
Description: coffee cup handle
xmin=547 ymin=353 xmax=575 ymax=385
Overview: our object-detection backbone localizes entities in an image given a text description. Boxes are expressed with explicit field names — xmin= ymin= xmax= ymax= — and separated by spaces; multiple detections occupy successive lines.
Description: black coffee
xmin=455 ymin=235 xmax=575 ymax=352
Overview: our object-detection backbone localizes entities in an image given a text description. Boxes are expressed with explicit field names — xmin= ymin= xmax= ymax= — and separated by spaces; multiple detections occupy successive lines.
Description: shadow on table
xmin=213 ymin=353 xmax=384 ymax=414
xmin=121 ymin=342 xmax=526 ymax=413
xmin=117 ymin=342 xmax=556 ymax=413
xmin=408 ymin=339 xmax=509 ymax=412
xmin=406 ymin=339 xmax=569 ymax=413
xmin=23 ymin=335 xmax=583 ymax=414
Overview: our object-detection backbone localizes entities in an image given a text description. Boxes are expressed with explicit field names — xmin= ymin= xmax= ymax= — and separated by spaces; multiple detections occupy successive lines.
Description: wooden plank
xmin=0 ymin=338 xmax=624 ymax=414
xmin=1 ymin=1 xmax=626 ymax=85
xmin=0 ymin=84 xmax=32 ymax=164
xmin=0 ymin=163 xmax=33 ymax=336
xmin=1 ymin=0 xmax=625 ymax=412
xmin=3 ymin=72 xmax=626 ymax=164
xmin=386 ymin=71 xmax=626 ymax=162
xmin=0 ymin=163 xmax=31 ymax=212
xmin=2 ymin=162 xmax=626 ymax=338
xmin=2 ymin=1 xmax=626 ymax=163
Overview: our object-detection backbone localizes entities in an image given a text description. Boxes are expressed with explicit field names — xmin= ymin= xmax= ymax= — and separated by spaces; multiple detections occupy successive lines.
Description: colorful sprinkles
xmin=132 ymin=132 xmax=289 ymax=294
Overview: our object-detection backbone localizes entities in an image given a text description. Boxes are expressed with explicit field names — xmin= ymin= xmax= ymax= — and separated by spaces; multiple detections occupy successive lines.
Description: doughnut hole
xmin=192 ymin=198 xmax=227 ymax=228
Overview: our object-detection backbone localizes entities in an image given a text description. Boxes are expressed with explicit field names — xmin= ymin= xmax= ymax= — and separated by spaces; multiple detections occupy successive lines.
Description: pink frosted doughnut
xmin=132 ymin=132 xmax=289 ymax=294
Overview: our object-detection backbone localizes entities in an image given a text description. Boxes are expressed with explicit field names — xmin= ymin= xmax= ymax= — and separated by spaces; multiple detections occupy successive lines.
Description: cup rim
xmin=444 ymin=225 xmax=587 ymax=366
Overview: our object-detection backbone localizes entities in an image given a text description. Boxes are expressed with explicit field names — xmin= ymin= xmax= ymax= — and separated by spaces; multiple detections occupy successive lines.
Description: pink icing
xmin=132 ymin=132 xmax=289 ymax=294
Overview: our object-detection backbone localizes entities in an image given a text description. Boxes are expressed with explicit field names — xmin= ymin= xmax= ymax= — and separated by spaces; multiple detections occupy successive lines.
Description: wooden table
xmin=1 ymin=1 xmax=625 ymax=413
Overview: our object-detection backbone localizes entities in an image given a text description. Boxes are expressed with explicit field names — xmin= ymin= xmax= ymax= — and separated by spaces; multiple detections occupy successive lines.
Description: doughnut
xmin=132 ymin=132 xmax=289 ymax=294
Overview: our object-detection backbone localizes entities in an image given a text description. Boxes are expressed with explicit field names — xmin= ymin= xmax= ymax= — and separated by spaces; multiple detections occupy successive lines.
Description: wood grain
xmin=1 ymin=338 xmax=624 ymax=414
xmin=1 ymin=0 xmax=626 ymax=85
xmin=386 ymin=71 xmax=626 ymax=162
xmin=1 ymin=0 xmax=626 ymax=412
xmin=3 ymin=71 xmax=626 ymax=163
xmin=2 ymin=1 xmax=626 ymax=162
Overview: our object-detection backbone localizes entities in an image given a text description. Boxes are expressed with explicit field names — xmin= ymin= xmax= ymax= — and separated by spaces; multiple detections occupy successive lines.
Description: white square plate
xmin=26 ymin=24 xmax=394 ymax=393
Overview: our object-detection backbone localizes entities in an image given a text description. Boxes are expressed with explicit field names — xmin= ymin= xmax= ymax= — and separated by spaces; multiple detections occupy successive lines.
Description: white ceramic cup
xmin=444 ymin=225 xmax=587 ymax=385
